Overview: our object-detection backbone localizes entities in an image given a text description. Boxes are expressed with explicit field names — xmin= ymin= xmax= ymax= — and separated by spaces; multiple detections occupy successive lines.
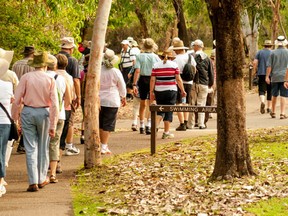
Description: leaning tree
xmin=205 ymin=0 xmax=256 ymax=180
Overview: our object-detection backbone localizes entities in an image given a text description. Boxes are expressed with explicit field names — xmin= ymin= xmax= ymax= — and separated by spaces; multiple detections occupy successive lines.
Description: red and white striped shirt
xmin=151 ymin=60 xmax=180 ymax=92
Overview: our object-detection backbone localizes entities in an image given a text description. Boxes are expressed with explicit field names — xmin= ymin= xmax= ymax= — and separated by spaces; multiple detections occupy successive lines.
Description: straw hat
xmin=275 ymin=36 xmax=288 ymax=46
xmin=142 ymin=38 xmax=158 ymax=53
xmin=60 ymin=37 xmax=76 ymax=49
xmin=0 ymin=48 xmax=14 ymax=65
xmin=172 ymin=40 xmax=188 ymax=50
xmin=0 ymin=58 xmax=10 ymax=77
xmin=27 ymin=51 xmax=54 ymax=68
xmin=103 ymin=49 xmax=119 ymax=66
xmin=47 ymin=54 xmax=58 ymax=69
xmin=263 ymin=40 xmax=273 ymax=46
xmin=159 ymin=50 xmax=176 ymax=60
xmin=131 ymin=40 xmax=138 ymax=47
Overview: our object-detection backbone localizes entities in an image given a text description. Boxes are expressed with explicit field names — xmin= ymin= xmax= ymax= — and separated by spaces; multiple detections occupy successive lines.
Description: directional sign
xmin=150 ymin=105 xmax=217 ymax=113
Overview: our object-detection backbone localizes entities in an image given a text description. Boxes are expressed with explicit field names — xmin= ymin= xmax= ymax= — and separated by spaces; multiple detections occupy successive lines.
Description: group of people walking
xmin=253 ymin=35 xmax=288 ymax=118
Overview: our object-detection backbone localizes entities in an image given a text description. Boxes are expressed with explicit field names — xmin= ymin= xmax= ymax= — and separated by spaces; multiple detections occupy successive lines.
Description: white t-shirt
xmin=0 ymin=80 xmax=13 ymax=124
xmin=47 ymin=71 xmax=66 ymax=120
xmin=173 ymin=53 xmax=197 ymax=85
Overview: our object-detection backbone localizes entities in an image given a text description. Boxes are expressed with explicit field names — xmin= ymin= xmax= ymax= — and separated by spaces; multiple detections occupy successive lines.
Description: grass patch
xmin=72 ymin=127 xmax=288 ymax=215
xmin=244 ymin=197 xmax=288 ymax=216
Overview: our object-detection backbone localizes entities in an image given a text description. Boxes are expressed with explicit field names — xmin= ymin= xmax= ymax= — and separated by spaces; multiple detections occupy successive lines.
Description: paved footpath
xmin=1 ymin=92 xmax=288 ymax=216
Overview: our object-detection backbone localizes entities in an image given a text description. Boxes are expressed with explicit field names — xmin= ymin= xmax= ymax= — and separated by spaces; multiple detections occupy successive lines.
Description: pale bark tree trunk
xmin=241 ymin=9 xmax=259 ymax=60
xmin=172 ymin=0 xmax=189 ymax=46
xmin=270 ymin=0 xmax=281 ymax=42
xmin=84 ymin=0 xmax=112 ymax=169
xmin=205 ymin=0 xmax=255 ymax=180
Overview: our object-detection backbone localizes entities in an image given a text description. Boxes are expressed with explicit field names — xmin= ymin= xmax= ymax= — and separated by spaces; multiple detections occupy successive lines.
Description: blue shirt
xmin=134 ymin=53 xmax=161 ymax=76
xmin=255 ymin=48 xmax=271 ymax=76
xmin=267 ymin=47 xmax=288 ymax=82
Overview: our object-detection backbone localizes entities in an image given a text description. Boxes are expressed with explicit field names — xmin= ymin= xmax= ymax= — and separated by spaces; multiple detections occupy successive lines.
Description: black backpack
xmin=181 ymin=54 xmax=195 ymax=81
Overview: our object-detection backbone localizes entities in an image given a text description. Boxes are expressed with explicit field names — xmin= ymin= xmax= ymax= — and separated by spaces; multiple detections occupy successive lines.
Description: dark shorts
xmin=271 ymin=82 xmax=288 ymax=97
xmin=121 ymin=66 xmax=132 ymax=84
xmin=176 ymin=83 xmax=192 ymax=104
xmin=258 ymin=75 xmax=272 ymax=100
xmin=99 ymin=107 xmax=118 ymax=131
xmin=138 ymin=76 xmax=151 ymax=100
xmin=155 ymin=90 xmax=177 ymax=122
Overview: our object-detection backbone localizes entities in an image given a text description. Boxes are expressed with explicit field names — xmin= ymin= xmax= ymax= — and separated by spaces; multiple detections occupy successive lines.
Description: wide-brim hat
xmin=193 ymin=39 xmax=204 ymax=48
xmin=0 ymin=58 xmax=10 ymax=77
xmin=27 ymin=51 xmax=54 ymax=68
xmin=60 ymin=37 xmax=76 ymax=49
xmin=158 ymin=50 xmax=176 ymax=60
xmin=121 ymin=40 xmax=130 ymax=45
xmin=275 ymin=36 xmax=288 ymax=46
xmin=263 ymin=40 xmax=273 ymax=46
xmin=131 ymin=40 xmax=138 ymax=47
xmin=103 ymin=49 xmax=119 ymax=65
xmin=172 ymin=40 xmax=188 ymax=50
xmin=0 ymin=48 xmax=14 ymax=65
xmin=47 ymin=54 xmax=57 ymax=68
xmin=21 ymin=46 xmax=35 ymax=55
xmin=142 ymin=38 xmax=158 ymax=53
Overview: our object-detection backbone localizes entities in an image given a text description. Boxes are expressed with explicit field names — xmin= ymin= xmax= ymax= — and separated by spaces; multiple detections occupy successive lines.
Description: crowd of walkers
xmin=0 ymin=35 xmax=217 ymax=196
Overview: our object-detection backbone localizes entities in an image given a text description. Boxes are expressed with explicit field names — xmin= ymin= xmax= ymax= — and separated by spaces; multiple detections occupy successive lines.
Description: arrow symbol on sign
xmin=159 ymin=106 xmax=164 ymax=111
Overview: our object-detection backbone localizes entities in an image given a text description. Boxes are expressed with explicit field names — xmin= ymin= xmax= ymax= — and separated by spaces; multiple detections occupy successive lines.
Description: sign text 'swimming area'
xmin=150 ymin=105 xmax=217 ymax=113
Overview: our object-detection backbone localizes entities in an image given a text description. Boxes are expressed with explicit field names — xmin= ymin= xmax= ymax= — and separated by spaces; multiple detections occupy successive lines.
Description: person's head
xmin=131 ymin=40 xmax=138 ymax=48
xmin=22 ymin=46 xmax=35 ymax=58
xmin=27 ymin=51 xmax=53 ymax=70
xmin=103 ymin=49 xmax=119 ymax=69
xmin=55 ymin=53 xmax=68 ymax=70
xmin=193 ymin=39 xmax=204 ymax=51
xmin=0 ymin=48 xmax=14 ymax=66
xmin=47 ymin=54 xmax=57 ymax=71
xmin=172 ymin=40 xmax=188 ymax=54
xmin=127 ymin=36 xmax=134 ymax=46
xmin=141 ymin=38 xmax=158 ymax=53
xmin=159 ymin=50 xmax=176 ymax=64
xmin=121 ymin=40 xmax=130 ymax=51
xmin=275 ymin=36 xmax=287 ymax=47
xmin=60 ymin=37 xmax=76 ymax=54
xmin=0 ymin=58 xmax=9 ymax=77
xmin=263 ymin=40 xmax=273 ymax=49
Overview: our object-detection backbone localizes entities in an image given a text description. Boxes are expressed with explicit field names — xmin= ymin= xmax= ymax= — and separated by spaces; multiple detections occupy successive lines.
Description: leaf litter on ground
xmin=74 ymin=127 xmax=288 ymax=215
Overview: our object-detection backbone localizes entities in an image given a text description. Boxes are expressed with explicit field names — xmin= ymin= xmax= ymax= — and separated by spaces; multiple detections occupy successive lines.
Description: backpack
xmin=54 ymin=74 xmax=63 ymax=112
xmin=181 ymin=54 xmax=195 ymax=81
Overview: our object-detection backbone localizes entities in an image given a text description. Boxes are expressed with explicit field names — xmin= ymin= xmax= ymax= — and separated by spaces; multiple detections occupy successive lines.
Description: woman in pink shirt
xmin=12 ymin=51 xmax=59 ymax=192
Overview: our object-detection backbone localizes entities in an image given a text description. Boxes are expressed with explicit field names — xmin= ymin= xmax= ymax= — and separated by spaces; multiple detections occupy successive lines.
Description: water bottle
xmin=181 ymin=97 xmax=186 ymax=104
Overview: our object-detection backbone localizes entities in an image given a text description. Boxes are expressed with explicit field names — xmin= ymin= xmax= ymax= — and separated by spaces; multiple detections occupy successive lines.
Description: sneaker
xmin=0 ymin=185 xmax=6 ymax=195
xmin=17 ymin=145 xmax=25 ymax=154
xmin=131 ymin=124 xmax=138 ymax=131
xmin=260 ymin=102 xmax=265 ymax=114
xmin=199 ymin=125 xmax=207 ymax=129
xmin=101 ymin=148 xmax=112 ymax=155
xmin=65 ymin=145 xmax=80 ymax=156
xmin=145 ymin=126 xmax=151 ymax=135
xmin=162 ymin=133 xmax=174 ymax=139
xmin=176 ymin=124 xmax=186 ymax=131
xmin=139 ymin=127 xmax=145 ymax=134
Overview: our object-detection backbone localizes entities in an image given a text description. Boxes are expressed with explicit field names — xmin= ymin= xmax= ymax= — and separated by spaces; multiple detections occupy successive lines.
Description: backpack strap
xmin=54 ymin=74 xmax=58 ymax=80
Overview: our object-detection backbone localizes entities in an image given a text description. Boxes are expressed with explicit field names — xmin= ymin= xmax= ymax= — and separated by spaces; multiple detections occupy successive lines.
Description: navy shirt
xmin=59 ymin=51 xmax=80 ymax=79
xmin=255 ymin=48 xmax=271 ymax=76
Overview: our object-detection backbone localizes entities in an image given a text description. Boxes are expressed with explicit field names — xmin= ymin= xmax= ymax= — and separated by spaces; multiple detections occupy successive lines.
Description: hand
xmin=128 ymin=73 xmax=132 ymax=79
xmin=284 ymin=82 xmax=288 ymax=89
xmin=49 ymin=129 xmax=55 ymax=138
xmin=73 ymin=97 xmax=81 ymax=109
xmin=181 ymin=91 xmax=187 ymax=98
xmin=121 ymin=97 xmax=126 ymax=107
xmin=265 ymin=77 xmax=270 ymax=85
xmin=133 ymin=86 xmax=138 ymax=95
xmin=150 ymin=92 xmax=155 ymax=103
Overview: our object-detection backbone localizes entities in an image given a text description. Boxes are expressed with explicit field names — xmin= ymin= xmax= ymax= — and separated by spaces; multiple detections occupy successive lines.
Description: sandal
xmin=270 ymin=112 xmax=276 ymax=118
xmin=280 ymin=114 xmax=287 ymax=119
xmin=49 ymin=175 xmax=58 ymax=183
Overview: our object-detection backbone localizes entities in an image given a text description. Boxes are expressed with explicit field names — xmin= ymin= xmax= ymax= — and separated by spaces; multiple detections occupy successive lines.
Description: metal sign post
xmin=149 ymin=105 xmax=217 ymax=155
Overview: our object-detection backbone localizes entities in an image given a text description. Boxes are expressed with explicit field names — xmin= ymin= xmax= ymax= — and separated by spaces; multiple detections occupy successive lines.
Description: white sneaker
xmin=0 ymin=185 xmax=6 ymax=195
xmin=101 ymin=147 xmax=112 ymax=155
xmin=65 ymin=145 xmax=80 ymax=156
xmin=162 ymin=133 xmax=174 ymax=139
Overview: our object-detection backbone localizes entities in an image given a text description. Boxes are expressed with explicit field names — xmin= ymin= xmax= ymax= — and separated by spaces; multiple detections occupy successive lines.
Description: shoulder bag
xmin=0 ymin=102 xmax=19 ymax=141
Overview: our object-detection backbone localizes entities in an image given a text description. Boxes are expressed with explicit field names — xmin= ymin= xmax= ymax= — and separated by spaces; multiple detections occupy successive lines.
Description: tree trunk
xmin=205 ymin=0 xmax=255 ymax=180
xmin=84 ymin=0 xmax=112 ymax=169
xmin=172 ymin=0 xmax=189 ymax=46
xmin=270 ymin=0 xmax=280 ymax=42
xmin=241 ymin=9 xmax=259 ymax=61
xmin=135 ymin=7 xmax=149 ymax=38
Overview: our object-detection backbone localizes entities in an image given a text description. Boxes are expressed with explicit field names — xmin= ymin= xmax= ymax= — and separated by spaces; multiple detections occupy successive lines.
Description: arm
xmin=132 ymin=68 xmax=140 ymax=95
xmin=284 ymin=68 xmax=288 ymax=89
xmin=266 ymin=67 xmax=271 ymax=85
xmin=175 ymin=74 xmax=186 ymax=98
xmin=64 ymin=80 xmax=72 ymax=108
xmin=73 ymin=78 xmax=81 ymax=109
xmin=149 ymin=76 xmax=156 ymax=103
xmin=49 ymin=79 xmax=59 ymax=137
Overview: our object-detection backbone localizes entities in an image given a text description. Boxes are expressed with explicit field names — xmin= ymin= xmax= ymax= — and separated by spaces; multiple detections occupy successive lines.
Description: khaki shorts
xmin=49 ymin=120 xmax=65 ymax=161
